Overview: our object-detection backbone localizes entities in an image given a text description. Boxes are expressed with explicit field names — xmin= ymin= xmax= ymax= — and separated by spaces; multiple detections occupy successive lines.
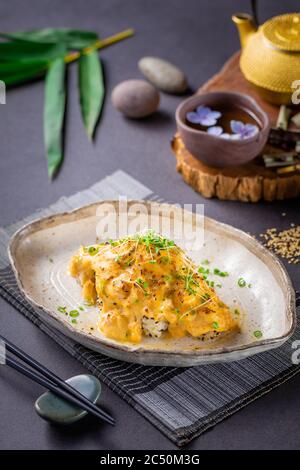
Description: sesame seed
xmin=259 ymin=224 xmax=299 ymax=264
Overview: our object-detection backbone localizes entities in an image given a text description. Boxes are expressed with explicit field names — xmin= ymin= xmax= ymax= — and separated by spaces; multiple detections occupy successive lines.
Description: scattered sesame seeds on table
xmin=259 ymin=223 xmax=300 ymax=265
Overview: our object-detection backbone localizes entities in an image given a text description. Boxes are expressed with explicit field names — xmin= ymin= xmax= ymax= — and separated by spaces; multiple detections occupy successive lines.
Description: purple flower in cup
xmin=186 ymin=106 xmax=221 ymax=126
xmin=207 ymin=126 xmax=223 ymax=136
xmin=220 ymin=133 xmax=232 ymax=139
xmin=230 ymin=120 xmax=259 ymax=139
xmin=207 ymin=126 xmax=240 ymax=140
xmin=220 ymin=133 xmax=240 ymax=140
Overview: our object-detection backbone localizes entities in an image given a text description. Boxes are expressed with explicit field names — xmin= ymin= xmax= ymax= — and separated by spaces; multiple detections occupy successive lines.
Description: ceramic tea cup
xmin=175 ymin=92 xmax=270 ymax=167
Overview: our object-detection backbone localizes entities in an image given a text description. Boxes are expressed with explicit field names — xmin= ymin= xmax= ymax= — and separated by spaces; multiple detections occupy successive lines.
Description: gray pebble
xmin=111 ymin=79 xmax=160 ymax=118
xmin=138 ymin=56 xmax=187 ymax=94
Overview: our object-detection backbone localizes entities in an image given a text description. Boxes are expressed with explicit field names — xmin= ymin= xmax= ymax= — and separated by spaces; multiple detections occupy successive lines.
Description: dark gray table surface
xmin=0 ymin=0 xmax=299 ymax=450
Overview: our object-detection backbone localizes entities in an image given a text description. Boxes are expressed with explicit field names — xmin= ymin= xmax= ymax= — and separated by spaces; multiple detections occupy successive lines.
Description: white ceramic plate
xmin=8 ymin=201 xmax=296 ymax=367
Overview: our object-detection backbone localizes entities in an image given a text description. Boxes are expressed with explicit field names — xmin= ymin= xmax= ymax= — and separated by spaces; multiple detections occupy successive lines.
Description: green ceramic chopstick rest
xmin=34 ymin=374 xmax=101 ymax=424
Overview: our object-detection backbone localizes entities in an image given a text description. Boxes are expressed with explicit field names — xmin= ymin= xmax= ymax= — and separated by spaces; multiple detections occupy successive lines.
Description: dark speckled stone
xmin=35 ymin=374 xmax=101 ymax=424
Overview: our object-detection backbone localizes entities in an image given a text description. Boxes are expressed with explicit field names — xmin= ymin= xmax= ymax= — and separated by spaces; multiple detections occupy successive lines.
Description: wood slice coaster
xmin=172 ymin=52 xmax=300 ymax=202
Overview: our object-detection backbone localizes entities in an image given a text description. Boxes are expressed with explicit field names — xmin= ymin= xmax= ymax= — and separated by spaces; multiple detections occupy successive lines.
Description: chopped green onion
xmin=57 ymin=306 xmax=66 ymax=313
xmin=71 ymin=319 xmax=78 ymax=324
xmin=198 ymin=266 xmax=210 ymax=275
xmin=212 ymin=321 xmax=219 ymax=329
xmin=238 ymin=277 xmax=247 ymax=287
xmin=213 ymin=268 xmax=229 ymax=277
xmin=87 ymin=246 xmax=99 ymax=256
xmin=253 ymin=330 xmax=262 ymax=339
xmin=69 ymin=310 xmax=79 ymax=318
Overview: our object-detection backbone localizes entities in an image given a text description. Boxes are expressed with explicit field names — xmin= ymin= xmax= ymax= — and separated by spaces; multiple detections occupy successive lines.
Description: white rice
xmin=198 ymin=331 xmax=221 ymax=341
xmin=142 ymin=316 xmax=168 ymax=338
xmin=142 ymin=317 xmax=224 ymax=342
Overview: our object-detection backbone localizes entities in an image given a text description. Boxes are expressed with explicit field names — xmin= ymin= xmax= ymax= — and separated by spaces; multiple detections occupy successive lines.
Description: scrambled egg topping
xmin=69 ymin=231 xmax=237 ymax=343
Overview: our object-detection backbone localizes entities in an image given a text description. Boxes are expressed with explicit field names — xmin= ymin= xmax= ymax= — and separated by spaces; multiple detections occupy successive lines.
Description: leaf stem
xmin=64 ymin=28 xmax=134 ymax=64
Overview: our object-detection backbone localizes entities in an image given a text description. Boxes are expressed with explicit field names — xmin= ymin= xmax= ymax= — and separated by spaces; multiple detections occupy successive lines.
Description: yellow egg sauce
xmin=69 ymin=232 xmax=238 ymax=344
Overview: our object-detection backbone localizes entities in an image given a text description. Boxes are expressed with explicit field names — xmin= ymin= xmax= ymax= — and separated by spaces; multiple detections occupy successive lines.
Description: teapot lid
xmin=262 ymin=13 xmax=300 ymax=52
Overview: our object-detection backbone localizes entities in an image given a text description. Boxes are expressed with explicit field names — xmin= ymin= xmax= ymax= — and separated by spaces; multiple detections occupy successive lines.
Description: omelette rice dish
xmin=69 ymin=231 xmax=238 ymax=344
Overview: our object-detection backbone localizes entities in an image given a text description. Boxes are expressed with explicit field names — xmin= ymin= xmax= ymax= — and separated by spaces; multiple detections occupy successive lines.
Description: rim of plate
xmin=8 ymin=200 xmax=297 ymax=359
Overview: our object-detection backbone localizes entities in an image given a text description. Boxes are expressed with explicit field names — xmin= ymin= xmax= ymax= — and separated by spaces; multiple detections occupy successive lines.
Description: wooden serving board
xmin=172 ymin=52 xmax=300 ymax=202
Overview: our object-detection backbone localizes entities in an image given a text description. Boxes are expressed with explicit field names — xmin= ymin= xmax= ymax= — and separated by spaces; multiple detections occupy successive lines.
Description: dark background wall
xmin=0 ymin=0 xmax=299 ymax=450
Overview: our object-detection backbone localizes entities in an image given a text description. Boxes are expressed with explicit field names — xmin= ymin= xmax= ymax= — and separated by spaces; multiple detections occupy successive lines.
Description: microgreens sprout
xmin=184 ymin=272 xmax=199 ymax=295
xmin=135 ymin=278 xmax=149 ymax=292
xmin=201 ymin=293 xmax=211 ymax=302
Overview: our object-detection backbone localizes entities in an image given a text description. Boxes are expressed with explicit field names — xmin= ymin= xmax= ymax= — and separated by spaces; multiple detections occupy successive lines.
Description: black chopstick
xmin=1 ymin=334 xmax=115 ymax=425
xmin=1 ymin=335 xmax=115 ymax=426
xmin=6 ymin=354 xmax=113 ymax=424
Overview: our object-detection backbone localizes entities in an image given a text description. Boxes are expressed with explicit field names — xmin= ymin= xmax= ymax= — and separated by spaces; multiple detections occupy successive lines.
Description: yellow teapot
xmin=232 ymin=12 xmax=300 ymax=105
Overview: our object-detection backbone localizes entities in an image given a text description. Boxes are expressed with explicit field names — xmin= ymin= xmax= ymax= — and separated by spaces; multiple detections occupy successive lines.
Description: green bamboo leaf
xmin=0 ymin=59 xmax=48 ymax=85
xmin=0 ymin=41 xmax=64 ymax=61
xmin=0 ymin=29 xmax=98 ymax=50
xmin=0 ymin=42 xmax=65 ymax=86
xmin=0 ymin=59 xmax=46 ymax=75
xmin=79 ymin=50 xmax=104 ymax=139
xmin=44 ymin=57 xmax=66 ymax=179
xmin=1 ymin=63 xmax=47 ymax=85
